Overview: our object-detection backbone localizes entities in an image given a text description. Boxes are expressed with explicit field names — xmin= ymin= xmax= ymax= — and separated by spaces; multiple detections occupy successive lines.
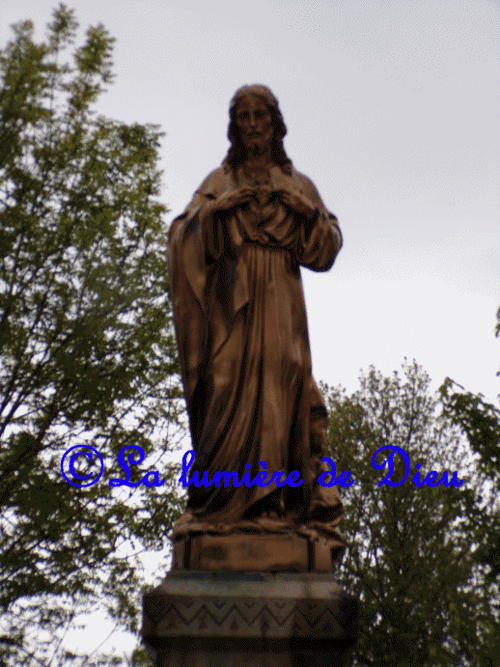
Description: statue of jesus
xmin=169 ymin=84 xmax=345 ymax=571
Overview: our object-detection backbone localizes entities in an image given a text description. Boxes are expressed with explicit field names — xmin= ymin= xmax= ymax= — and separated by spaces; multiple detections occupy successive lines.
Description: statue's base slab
xmin=172 ymin=531 xmax=344 ymax=572
xmin=143 ymin=570 xmax=357 ymax=667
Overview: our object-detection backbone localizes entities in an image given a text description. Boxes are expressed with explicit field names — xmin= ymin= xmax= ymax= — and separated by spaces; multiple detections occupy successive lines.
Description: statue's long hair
xmin=223 ymin=84 xmax=292 ymax=176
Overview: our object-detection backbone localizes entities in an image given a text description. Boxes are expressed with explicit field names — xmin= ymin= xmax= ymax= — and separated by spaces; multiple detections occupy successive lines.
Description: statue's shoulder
xmin=290 ymin=168 xmax=323 ymax=204
xmin=169 ymin=167 xmax=228 ymax=245
xmin=196 ymin=166 xmax=228 ymax=197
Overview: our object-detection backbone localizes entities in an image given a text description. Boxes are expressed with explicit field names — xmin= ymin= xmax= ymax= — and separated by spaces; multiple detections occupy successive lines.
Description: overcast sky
xmin=1 ymin=0 xmax=499 ymax=658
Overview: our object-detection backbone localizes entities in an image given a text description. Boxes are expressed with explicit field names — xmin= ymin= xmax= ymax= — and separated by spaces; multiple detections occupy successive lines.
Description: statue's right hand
xmin=208 ymin=187 xmax=257 ymax=213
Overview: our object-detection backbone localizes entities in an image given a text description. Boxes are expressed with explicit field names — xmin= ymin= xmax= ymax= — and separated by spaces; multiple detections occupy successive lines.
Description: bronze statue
xmin=168 ymin=85 xmax=345 ymax=571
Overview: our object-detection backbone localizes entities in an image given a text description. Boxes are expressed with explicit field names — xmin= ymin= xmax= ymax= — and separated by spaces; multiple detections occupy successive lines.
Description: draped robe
xmin=169 ymin=163 xmax=344 ymax=544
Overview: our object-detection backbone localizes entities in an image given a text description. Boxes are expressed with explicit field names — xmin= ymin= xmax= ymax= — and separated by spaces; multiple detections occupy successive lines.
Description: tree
xmin=439 ymin=376 xmax=500 ymax=581
xmin=323 ymin=361 xmax=499 ymax=666
xmin=437 ymin=304 xmax=500 ymax=638
xmin=0 ymin=6 xmax=184 ymax=665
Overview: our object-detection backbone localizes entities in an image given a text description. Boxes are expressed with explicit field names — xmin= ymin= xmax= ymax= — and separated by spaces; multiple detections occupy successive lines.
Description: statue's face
xmin=235 ymin=94 xmax=273 ymax=153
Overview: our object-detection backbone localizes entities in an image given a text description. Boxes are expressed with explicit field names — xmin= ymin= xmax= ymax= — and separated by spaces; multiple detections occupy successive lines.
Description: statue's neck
xmin=243 ymin=154 xmax=273 ymax=172
xmin=240 ymin=160 xmax=273 ymax=187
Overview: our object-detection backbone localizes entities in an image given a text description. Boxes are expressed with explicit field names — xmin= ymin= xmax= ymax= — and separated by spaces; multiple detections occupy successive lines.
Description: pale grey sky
xmin=1 ymin=0 xmax=499 ymax=658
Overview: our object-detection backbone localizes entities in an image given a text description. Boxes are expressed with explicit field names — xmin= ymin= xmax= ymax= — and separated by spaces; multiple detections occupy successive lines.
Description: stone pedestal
xmin=142 ymin=570 xmax=357 ymax=666
xmin=172 ymin=531 xmax=344 ymax=572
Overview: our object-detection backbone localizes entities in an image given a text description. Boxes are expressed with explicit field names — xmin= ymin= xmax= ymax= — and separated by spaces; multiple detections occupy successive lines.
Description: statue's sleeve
xmin=169 ymin=169 xmax=225 ymax=304
xmin=294 ymin=172 xmax=343 ymax=272
xmin=167 ymin=170 xmax=224 ymax=407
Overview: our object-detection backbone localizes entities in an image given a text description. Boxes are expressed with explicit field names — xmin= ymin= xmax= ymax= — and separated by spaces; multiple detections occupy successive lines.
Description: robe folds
xmin=169 ymin=163 xmax=345 ymax=542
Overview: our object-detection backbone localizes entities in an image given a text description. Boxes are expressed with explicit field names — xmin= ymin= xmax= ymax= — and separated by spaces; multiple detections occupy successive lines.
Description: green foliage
xmin=439 ymin=379 xmax=500 ymax=485
xmin=438 ymin=382 xmax=500 ymax=586
xmin=0 ymin=5 xmax=185 ymax=665
xmin=437 ymin=306 xmax=500 ymax=582
xmin=323 ymin=362 xmax=500 ymax=666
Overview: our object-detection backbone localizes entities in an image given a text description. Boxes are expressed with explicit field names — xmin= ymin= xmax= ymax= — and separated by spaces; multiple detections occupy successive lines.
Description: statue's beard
xmin=246 ymin=138 xmax=267 ymax=156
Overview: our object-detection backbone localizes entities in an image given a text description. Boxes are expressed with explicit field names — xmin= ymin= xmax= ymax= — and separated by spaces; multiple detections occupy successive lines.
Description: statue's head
xmin=223 ymin=84 xmax=292 ymax=174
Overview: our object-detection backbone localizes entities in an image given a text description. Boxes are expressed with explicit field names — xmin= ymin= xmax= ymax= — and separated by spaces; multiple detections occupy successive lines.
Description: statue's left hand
xmin=273 ymin=187 xmax=317 ymax=225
